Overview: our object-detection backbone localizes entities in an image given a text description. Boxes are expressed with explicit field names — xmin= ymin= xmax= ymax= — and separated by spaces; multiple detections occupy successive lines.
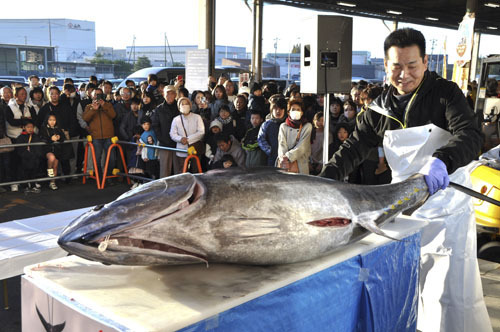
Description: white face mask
xmin=180 ymin=105 xmax=191 ymax=114
xmin=290 ymin=110 xmax=302 ymax=120
xmin=80 ymin=91 xmax=87 ymax=99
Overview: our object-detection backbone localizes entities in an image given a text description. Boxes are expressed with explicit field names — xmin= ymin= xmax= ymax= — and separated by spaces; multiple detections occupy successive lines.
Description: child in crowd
xmin=241 ymin=110 xmax=267 ymax=168
xmin=216 ymin=104 xmax=246 ymax=141
xmin=140 ymin=117 xmax=159 ymax=179
xmin=203 ymin=120 xmax=222 ymax=167
xmin=39 ymin=113 xmax=68 ymax=190
xmin=16 ymin=119 xmax=42 ymax=193
xmin=211 ymin=154 xmax=238 ymax=169
xmin=310 ymin=112 xmax=333 ymax=175
xmin=128 ymin=125 xmax=144 ymax=189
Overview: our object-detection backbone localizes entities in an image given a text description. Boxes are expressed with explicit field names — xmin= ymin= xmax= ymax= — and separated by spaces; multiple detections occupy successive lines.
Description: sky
xmin=1 ymin=0 xmax=499 ymax=63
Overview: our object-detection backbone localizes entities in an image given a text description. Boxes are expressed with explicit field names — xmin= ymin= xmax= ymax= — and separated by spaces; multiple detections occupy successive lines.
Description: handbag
xmin=277 ymin=124 xmax=302 ymax=173
xmin=0 ymin=136 xmax=14 ymax=153
xmin=180 ymin=115 xmax=205 ymax=155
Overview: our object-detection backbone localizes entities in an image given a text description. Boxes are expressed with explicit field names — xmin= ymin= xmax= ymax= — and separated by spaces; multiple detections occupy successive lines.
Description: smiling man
xmin=321 ymin=28 xmax=482 ymax=195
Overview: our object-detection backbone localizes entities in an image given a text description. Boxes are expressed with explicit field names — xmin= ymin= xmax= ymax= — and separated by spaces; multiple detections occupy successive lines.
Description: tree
xmin=291 ymin=43 xmax=301 ymax=54
xmin=133 ymin=56 xmax=152 ymax=71
xmin=172 ymin=61 xmax=185 ymax=67
xmin=113 ymin=60 xmax=133 ymax=78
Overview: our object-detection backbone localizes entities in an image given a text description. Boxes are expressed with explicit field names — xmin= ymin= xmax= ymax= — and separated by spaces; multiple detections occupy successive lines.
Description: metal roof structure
xmin=264 ymin=0 xmax=500 ymax=36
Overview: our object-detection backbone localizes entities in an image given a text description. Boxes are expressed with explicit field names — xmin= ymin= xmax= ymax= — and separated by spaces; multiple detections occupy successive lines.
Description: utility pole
xmin=273 ymin=37 xmax=279 ymax=64
xmin=165 ymin=33 xmax=174 ymax=66
xmin=164 ymin=33 xmax=167 ymax=66
xmin=48 ymin=19 xmax=52 ymax=47
xmin=128 ymin=35 xmax=136 ymax=65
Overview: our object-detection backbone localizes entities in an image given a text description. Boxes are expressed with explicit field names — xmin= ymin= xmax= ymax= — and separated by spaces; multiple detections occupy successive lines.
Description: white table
xmin=22 ymin=215 xmax=427 ymax=332
xmin=0 ymin=208 xmax=87 ymax=280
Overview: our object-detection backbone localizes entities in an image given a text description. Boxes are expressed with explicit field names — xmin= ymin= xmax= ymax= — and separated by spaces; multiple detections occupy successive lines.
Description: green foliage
xmin=172 ymin=62 xmax=185 ymax=67
xmin=133 ymin=56 xmax=152 ymax=71
xmin=89 ymin=54 xmax=133 ymax=77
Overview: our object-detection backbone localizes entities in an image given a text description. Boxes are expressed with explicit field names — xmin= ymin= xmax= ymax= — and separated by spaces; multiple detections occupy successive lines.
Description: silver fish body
xmin=58 ymin=168 xmax=428 ymax=266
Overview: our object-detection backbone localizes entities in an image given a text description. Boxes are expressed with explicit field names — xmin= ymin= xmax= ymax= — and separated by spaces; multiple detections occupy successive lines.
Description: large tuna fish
xmin=58 ymin=168 xmax=428 ymax=266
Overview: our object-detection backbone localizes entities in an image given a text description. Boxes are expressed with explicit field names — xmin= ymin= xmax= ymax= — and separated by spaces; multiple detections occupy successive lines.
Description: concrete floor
xmin=480 ymin=259 xmax=500 ymax=331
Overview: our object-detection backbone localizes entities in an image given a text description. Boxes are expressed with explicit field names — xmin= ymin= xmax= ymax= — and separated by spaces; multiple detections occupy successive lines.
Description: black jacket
xmin=119 ymin=111 xmax=140 ymax=141
xmin=321 ymin=71 xmax=483 ymax=180
xmin=151 ymin=101 xmax=179 ymax=148
xmin=15 ymin=131 xmax=43 ymax=163
xmin=37 ymin=102 xmax=71 ymax=132
xmin=0 ymin=101 xmax=6 ymax=138
xmin=60 ymin=94 xmax=82 ymax=137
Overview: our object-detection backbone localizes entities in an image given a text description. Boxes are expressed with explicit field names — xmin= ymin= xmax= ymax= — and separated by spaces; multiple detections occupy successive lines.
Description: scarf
xmin=217 ymin=116 xmax=233 ymax=126
xmin=285 ymin=116 xmax=304 ymax=129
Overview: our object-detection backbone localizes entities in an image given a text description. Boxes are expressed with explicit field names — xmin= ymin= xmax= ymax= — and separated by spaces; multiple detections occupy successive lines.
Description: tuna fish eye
xmin=94 ymin=204 xmax=105 ymax=211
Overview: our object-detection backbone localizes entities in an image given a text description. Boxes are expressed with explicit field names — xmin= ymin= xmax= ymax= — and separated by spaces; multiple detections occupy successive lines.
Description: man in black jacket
xmin=321 ymin=28 xmax=482 ymax=195
xmin=152 ymin=85 xmax=179 ymax=177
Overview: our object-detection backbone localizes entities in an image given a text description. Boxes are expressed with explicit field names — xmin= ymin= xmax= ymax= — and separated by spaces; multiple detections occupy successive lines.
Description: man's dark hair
xmin=48 ymin=85 xmax=60 ymax=93
xmin=384 ymin=28 xmax=426 ymax=59
xmin=28 ymin=75 xmax=39 ymax=81
xmin=89 ymin=75 xmax=98 ymax=82
xmin=147 ymin=74 xmax=158 ymax=84
xmin=63 ymin=83 xmax=75 ymax=92
xmin=125 ymin=79 xmax=135 ymax=87
xmin=250 ymin=109 xmax=263 ymax=118
xmin=64 ymin=77 xmax=74 ymax=85
xmin=215 ymin=132 xmax=231 ymax=143
xmin=219 ymin=104 xmax=231 ymax=113
xmin=86 ymin=83 xmax=97 ymax=91
xmin=22 ymin=118 xmax=35 ymax=127
xmin=103 ymin=80 xmax=113 ymax=88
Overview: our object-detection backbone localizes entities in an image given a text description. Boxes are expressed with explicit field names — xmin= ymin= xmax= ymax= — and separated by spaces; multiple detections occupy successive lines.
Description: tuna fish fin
xmin=218 ymin=218 xmax=280 ymax=238
xmin=352 ymin=211 xmax=401 ymax=242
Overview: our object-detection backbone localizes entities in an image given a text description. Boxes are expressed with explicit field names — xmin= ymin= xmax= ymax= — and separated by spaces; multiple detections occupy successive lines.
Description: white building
xmin=125 ymin=45 xmax=247 ymax=67
xmin=0 ymin=19 xmax=96 ymax=63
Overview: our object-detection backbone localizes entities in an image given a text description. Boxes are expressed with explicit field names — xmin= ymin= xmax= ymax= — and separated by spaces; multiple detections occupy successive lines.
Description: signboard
xmin=185 ymin=49 xmax=209 ymax=93
xmin=455 ymin=14 xmax=475 ymax=64
xmin=239 ymin=73 xmax=249 ymax=87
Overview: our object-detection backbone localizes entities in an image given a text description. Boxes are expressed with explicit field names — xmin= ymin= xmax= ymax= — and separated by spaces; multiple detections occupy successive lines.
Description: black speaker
xmin=300 ymin=15 xmax=352 ymax=94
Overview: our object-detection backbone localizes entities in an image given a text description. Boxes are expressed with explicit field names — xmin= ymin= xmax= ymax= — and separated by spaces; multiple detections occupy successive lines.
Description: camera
xmin=201 ymin=96 xmax=207 ymax=104
xmin=95 ymin=94 xmax=106 ymax=102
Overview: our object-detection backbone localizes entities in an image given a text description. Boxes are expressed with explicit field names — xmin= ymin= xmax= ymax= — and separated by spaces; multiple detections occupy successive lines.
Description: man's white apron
xmin=383 ymin=124 xmax=491 ymax=332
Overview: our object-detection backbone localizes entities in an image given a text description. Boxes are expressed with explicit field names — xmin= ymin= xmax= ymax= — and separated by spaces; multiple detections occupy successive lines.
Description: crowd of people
xmin=0 ymin=72 xmax=392 ymax=194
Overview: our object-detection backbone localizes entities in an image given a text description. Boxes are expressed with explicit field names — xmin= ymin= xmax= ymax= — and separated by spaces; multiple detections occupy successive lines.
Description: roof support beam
xmin=251 ymin=0 xmax=264 ymax=82
xmin=198 ymin=0 xmax=216 ymax=77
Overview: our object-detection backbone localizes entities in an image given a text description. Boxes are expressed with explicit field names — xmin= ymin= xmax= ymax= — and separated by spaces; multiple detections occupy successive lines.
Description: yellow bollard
xmin=86 ymin=135 xmax=93 ymax=142
xmin=112 ymin=168 xmax=120 ymax=175
xmin=111 ymin=136 xmax=119 ymax=144
xmin=187 ymin=146 xmax=197 ymax=155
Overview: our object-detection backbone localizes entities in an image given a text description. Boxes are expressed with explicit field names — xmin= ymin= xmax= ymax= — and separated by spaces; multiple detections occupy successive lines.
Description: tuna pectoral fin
xmin=352 ymin=211 xmax=401 ymax=242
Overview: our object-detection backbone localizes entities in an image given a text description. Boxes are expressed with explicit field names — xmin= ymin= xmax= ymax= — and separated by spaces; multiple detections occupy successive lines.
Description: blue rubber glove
xmin=420 ymin=157 xmax=450 ymax=195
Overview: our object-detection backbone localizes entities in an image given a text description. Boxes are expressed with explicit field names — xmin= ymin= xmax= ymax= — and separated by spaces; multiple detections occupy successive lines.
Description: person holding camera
xmin=82 ymin=88 xmax=116 ymax=177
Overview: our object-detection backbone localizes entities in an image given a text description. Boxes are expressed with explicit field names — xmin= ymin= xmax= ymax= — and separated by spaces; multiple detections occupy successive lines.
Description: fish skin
xmin=58 ymin=168 xmax=428 ymax=266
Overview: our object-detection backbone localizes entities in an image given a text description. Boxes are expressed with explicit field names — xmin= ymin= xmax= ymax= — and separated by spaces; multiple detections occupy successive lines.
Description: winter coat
xmin=82 ymin=102 xmax=116 ymax=139
xmin=37 ymin=102 xmax=71 ymax=133
xmin=39 ymin=124 xmax=73 ymax=160
xmin=0 ymin=102 xmax=6 ymax=139
xmin=15 ymin=131 xmax=43 ymax=166
xmin=60 ymin=94 xmax=82 ymax=137
xmin=213 ymin=135 xmax=246 ymax=168
xmin=257 ymin=117 xmax=285 ymax=166
xmin=113 ymin=100 xmax=131 ymax=134
xmin=151 ymin=101 xmax=179 ymax=148
xmin=217 ymin=116 xmax=246 ymax=142
xmin=169 ymin=113 xmax=205 ymax=158
xmin=210 ymin=99 xmax=234 ymax=120
xmin=322 ymin=71 xmax=483 ymax=180
xmin=242 ymin=125 xmax=267 ymax=168
xmin=119 ymin=111 xmax=140 ymax=141
xmin=278 ymin=121 xmax=313 ymax=175
xmin=5 ymin=99 xmax=36 ymax=139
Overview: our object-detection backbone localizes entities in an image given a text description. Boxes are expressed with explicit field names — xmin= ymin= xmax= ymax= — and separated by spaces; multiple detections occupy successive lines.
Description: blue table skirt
xmin=180 ymin=232 xmax=420 ymax=332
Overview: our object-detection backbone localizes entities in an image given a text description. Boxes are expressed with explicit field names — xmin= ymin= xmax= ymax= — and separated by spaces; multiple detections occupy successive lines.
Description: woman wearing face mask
xmin=276 ymin=99 xmax=312 ymax=174
xmin=170 ymin=97 xmax=205 ymax=174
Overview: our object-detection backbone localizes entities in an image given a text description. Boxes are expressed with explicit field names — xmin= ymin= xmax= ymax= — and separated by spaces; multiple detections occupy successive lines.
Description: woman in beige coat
xmin=277 ymin=99 xmax=312 ymax=174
